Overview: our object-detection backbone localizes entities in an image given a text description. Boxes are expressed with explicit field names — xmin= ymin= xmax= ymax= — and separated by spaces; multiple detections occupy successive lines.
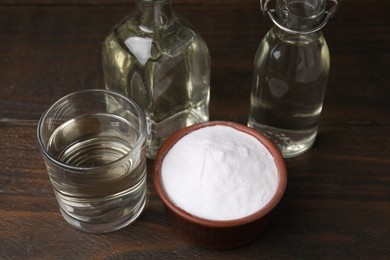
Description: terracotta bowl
xmin=153 ymin=121 xmax=287 ymax=249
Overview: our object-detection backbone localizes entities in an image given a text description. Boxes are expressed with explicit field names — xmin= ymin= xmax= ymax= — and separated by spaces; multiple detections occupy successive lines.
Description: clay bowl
xmin=153 ymin=121 xmax=287 ymax=249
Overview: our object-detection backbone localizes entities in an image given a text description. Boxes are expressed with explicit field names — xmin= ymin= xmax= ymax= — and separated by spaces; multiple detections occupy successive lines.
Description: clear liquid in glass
xmin=46 ymin=113 xmax=147 ymax=233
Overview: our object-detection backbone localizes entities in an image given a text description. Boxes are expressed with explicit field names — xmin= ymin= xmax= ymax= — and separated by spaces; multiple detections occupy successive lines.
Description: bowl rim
xmin=153 ymin=121 xmax=287 ymax=228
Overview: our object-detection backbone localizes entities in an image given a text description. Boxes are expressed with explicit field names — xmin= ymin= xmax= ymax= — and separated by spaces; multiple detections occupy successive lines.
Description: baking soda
xmin=161 ymin=125 xmax=279 ymax=221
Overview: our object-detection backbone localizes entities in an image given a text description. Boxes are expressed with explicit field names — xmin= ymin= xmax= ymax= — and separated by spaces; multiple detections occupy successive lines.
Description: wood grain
xmin=0 ymin=0 xmax=389 ymax=258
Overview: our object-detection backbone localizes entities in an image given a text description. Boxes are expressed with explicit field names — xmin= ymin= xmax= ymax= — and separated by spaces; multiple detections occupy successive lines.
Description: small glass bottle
xmin=102 ymin=0 xmax=210 ymax=158
xmin=248 ymin=0 xmax=338 ymax=158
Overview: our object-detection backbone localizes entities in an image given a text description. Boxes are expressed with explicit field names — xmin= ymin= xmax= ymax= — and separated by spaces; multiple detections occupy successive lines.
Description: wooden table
xmin=1 ymin=0 xmax=389 ymax=258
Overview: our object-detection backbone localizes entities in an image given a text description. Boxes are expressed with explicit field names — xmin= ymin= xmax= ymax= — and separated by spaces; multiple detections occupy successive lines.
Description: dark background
xmin=0 ymin=0 xmax=389 ymax=258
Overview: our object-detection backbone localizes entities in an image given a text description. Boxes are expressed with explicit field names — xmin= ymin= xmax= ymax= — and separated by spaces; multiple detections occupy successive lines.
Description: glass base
xmin=59 ymin=195 xmax=146 ymax=233
xmin=248 ymin=119 xmax=317 ymax=158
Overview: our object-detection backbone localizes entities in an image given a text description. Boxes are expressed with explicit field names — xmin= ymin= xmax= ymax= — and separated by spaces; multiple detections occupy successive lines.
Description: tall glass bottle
xmin=248 ymin=0 xmax=338 ymax=158
xmin=102 ymin=0 xmax=210 ymax=158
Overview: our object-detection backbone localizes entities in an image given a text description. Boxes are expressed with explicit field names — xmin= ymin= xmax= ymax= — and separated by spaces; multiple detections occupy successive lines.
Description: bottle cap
xmin=260 ymin=0 xmax=339 ymax=34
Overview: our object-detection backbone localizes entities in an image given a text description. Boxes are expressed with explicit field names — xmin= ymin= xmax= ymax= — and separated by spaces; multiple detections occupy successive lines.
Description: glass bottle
xmin=102 ymin=0 xmax=210 ymax=158
xmin=248 ymin=0 xmax=338 ymax=158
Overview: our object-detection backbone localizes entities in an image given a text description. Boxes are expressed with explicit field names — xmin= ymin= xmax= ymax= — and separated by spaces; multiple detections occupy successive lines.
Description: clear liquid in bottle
xmin=249 ymin=0 xmax=330 ymax=158
xmin=102 ymin=0 xmax=210 ymax=158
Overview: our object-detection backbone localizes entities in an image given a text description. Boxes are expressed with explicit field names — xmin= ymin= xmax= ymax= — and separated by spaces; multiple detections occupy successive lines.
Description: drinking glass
xmin=37 ymin=89 xmax=147 ymax=233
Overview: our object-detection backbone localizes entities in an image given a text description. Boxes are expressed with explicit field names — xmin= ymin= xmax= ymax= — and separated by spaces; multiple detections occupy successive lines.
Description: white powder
xmin=161 ymin=125 xmax=279 ymax=221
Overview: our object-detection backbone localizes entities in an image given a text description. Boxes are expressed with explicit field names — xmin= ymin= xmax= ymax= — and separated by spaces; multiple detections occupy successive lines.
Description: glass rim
xmin=36 ymin=89 xmax=147 ymax=173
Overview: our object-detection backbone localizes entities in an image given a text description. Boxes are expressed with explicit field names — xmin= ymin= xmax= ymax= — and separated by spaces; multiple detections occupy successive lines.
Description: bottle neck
xmin=275 ymin=0 xmax=326 ymax=33
xmin=136 ymin=0 xmax=173 ymax=29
